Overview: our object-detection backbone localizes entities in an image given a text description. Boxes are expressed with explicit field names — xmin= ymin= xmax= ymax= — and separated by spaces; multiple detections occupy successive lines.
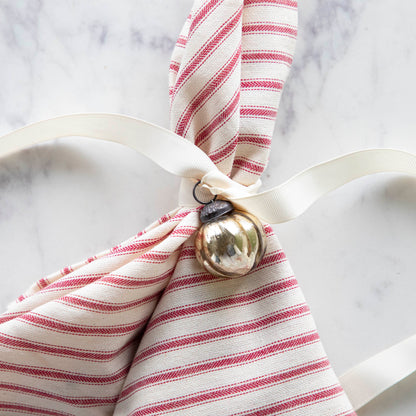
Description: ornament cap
xmin=200 ymin=200 xmax=234 ymax=223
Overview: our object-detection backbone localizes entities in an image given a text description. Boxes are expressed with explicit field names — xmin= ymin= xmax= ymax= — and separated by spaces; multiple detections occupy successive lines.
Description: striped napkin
xmin=0 ymin=1 xmax=356 ymax=415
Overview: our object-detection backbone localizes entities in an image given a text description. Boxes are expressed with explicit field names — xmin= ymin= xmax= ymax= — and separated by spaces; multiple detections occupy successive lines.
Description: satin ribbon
xmin=2 ymin=113 xmax=416 ymax=224
xmin=1 ymin=112 xmax=415 ymax=410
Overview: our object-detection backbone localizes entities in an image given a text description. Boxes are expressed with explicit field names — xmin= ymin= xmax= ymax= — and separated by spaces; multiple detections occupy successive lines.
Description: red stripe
xmin=244 ymin=0 xmax=298 ymax=8
xmin=99 ymin=268 xmax=174 ymax=289
xmin=164 ymin=271 xmax=224 ymax=292
xmin=176 ymin=36 xmax=187 ymax=46
xmin=132 ymin=304 xmax=310 ymax=365
xmin=109 ymin=234 xmax=174 ymax=258
xmin=18 ymin=313 xmax=147 ymax=336
xmin=233 ymin=157 xmax=265 ymax=174
xmin=110 ymin=235 xmax=167 ymax=255
xmin=170 ymin=225 xmax=198 ymax=238
xmin=188 ymin=0 xmax=223 ymax=37
xmin=108 ymin=209 xmax=190 ymax=257
xmin=0 ymin=332 xmax=137 ymax=362
xmin=36 ymin=278 xmax=50 ymax=290
xmin=39 ymin=267 xmax=173 ymax=295
xmin=208 ymin=134 xmax=238 ymax=163
xmin=138 ymin=252 xmax=172 ymax=263
xmin=129 ymin=359 xmax=331 ymax=415
xmin=242 ymin=23 xmax=297 ymax=37
xmin=166 ymin=250 xmax=287 ymax=294
xmin=0 ymin=311 xmax=22 ymax=325
xmin=176 ymin=46 xmax=241 ymax=137
xmin=258 ymin=250 xmax=286 ymax=266
xmin=160 ymin=276 xmax=292 ymax=329
xmin=177 ymin=247 xmax=197 ymax=261
xmin=240 ymin=106 xmax=277 ymax=119
xmin=0 ymin=383 xmax=118 ymax=406
xmin=35 ymin=210 xmax=184 ymax=294
xmin=169 ymin=62 xmax=180 ymax=73
xmin=171 ymin=7 xmax=242 ymax=101
xmin=238 ymin=134 xmax=272 ymax=147
xmin=37 ymin=274 xmax=104 ymax=293
xmin=146 ymin=277 xmax=298 ymax=331
xmin=166 ymin=249 xmax=285 ymax=291
xmin=0 ymin=361 xmax=129 ymax=384
xmin=194 ymin=89 xmax=240 ymax=147
xmin=58 ymin=289 xmax=162 ymax=313
xmin=240 ymin=79 xmax=283 ymax=91
xmin=242 ymin=51 xmax=293 ymax=65
xmin=62 ymin=266 xmax=74 ymax=275
xmin=120 ymin=332 xmax=320 ymax=400
xmin=0 ymin=402 xmax=73 ymax=416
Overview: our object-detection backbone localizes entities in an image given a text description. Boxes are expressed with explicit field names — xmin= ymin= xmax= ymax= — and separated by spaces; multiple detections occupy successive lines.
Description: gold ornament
xmin=194 ymin=199 xmax=267 ymax=278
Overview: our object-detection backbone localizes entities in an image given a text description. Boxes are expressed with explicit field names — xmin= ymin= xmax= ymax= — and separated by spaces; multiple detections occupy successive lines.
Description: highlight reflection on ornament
xmin=195 ymin=200 xmax=267 ymax=278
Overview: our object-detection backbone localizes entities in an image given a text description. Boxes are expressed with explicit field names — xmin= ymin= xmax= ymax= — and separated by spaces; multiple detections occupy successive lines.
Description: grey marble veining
xmin=0 ymin=1 xmax=415 ymax=415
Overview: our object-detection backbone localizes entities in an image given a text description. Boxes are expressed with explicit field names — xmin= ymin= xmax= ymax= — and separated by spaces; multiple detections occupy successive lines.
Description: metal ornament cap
xmin=200 ymin=200 xmax=234 ymax=223
xmin=195 ymin=207 xmax=267 ymax=278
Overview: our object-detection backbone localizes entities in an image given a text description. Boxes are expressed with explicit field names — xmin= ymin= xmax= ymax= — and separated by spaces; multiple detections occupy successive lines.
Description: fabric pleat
xmin=0 ymin=1 xmax=356 ymax=415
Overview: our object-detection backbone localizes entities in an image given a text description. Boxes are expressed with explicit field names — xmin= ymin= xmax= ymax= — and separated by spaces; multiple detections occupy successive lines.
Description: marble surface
xmin=0 ymin=1 xmax=415 ymax=414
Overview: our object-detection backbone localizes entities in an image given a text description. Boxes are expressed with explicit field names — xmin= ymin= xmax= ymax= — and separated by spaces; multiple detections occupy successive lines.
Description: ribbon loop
xmin=200 ymin=171 xmax=262 ymax=200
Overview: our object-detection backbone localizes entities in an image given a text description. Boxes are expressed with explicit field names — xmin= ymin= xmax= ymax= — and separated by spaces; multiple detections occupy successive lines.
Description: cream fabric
xmin=0 ymin=1 xmax=358 ymax=415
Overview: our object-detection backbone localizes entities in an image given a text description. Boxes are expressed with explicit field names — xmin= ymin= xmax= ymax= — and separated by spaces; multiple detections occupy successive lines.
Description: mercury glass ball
xmin=195 ymin=200 xmax=267 ymax=278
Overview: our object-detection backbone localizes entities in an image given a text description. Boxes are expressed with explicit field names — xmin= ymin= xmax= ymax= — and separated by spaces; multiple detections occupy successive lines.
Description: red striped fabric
xmin=0 ymin=1 xmax=356 ymax=415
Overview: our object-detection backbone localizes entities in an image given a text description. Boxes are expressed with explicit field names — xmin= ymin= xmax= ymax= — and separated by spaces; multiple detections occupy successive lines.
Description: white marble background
xmin=0 ymin=1 xmax=415 ymax=415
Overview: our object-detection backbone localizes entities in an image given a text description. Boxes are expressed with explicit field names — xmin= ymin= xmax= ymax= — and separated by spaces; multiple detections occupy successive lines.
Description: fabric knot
xmin=178 ymin=171 xmax=262 ymax=208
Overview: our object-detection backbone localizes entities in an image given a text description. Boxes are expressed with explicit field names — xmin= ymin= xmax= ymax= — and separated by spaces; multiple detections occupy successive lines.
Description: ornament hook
xmin=192 ymin=180 xmax=217 ymax=205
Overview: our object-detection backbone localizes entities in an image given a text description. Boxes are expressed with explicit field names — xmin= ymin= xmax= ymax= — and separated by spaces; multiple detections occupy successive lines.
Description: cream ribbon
xmin=0 ymin=113 xmax=415 ymax=411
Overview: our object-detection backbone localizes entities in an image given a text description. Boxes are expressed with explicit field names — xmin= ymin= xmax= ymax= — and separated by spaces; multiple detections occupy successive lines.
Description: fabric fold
xmin=0 ymin=207 xmax=200 ymax=415
xmin=113 ymin=225 xmax=354 ymax=416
